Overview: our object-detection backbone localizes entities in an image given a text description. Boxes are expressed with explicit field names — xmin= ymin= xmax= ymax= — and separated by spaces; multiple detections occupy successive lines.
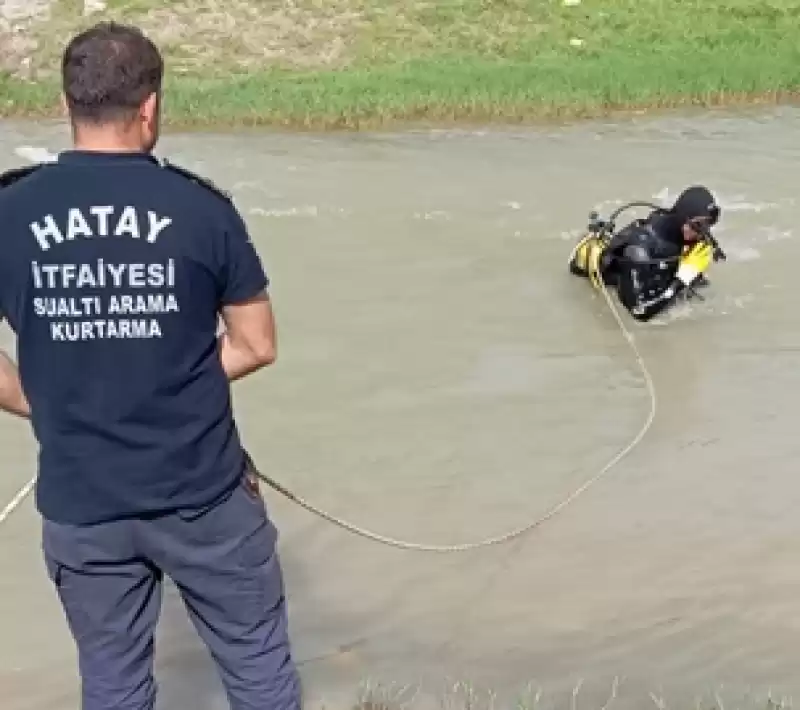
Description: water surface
xmin=1 ymin=108 xmax=799 ymax=709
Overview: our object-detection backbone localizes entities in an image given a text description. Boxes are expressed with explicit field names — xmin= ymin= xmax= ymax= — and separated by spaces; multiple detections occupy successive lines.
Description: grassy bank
xmin=1 ymin=0 xmax=800 ymax=129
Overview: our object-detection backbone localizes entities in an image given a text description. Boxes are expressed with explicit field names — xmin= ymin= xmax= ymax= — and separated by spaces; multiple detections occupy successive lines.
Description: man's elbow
xmin=251 ymin=341 xmax=277 ymax=367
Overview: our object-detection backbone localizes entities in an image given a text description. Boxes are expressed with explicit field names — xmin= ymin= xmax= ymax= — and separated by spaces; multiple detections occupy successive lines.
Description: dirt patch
xmin=0 ymin=0 xmax=51 ymax=21
xmin=139 ymin=0 xmax=366 ymax=73
xmin=1 ymin=0 xmax=367 ymax=80
xmin=0 ymin=0 xmax=51 ymax=79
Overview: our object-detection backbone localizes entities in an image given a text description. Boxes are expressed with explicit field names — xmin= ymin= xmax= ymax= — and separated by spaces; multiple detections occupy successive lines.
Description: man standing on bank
xmin=0 ymin=21 xmax=301 ymax=710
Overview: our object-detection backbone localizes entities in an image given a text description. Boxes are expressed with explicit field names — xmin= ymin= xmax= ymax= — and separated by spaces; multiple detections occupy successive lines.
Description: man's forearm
xmin=0 ymin=351 xmax=30 ymax=419
xmin=217 ymin=332 xmax=276 ymax=382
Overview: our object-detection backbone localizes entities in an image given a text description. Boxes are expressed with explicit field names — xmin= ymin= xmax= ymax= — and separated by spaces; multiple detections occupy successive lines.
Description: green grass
xmin=351 ymin=678 xmax=795 ymax=710
xmin=1 ymin=0 xmax=799 ymax=128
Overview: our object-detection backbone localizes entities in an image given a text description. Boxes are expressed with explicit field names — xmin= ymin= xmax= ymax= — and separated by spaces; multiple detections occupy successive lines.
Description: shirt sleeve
xmin=216 ymin=203 xmax=270 ymax=305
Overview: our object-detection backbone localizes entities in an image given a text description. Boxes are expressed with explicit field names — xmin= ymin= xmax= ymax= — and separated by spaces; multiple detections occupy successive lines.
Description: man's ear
xmin=59 ymin=93 xmax=69 ymax=118
xmin=141 ymin=92 xmax=158 ymax=123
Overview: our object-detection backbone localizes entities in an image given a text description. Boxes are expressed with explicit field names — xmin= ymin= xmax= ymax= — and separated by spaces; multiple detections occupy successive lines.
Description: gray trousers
xmin=42 ymin=473 xmax=301 ymax=710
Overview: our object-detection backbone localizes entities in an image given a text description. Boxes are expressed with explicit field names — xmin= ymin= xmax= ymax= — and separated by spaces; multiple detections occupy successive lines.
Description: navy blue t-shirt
xmin=0 ymin=151 xmax=268 ymax=525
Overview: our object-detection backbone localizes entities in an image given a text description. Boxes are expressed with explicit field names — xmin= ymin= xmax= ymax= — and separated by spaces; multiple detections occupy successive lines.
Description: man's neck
xmin=72 ymin=124 xmax=147 ymax=153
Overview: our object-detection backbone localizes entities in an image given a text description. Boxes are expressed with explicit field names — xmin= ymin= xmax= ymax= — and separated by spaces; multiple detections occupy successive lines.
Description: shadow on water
xmin=2 ymin=108 xmax=800 ymax=707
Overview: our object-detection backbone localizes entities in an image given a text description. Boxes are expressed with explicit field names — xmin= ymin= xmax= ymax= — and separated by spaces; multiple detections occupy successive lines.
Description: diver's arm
xmin=629 ymin=268 xmax=708 ymax=321
xmin=628 ymin=279 xmax=684 ymax=321
xmin=618 ymin=242 xmax=681 ymax=322
xmin=627 ymin=241 xmax=714 ymax=321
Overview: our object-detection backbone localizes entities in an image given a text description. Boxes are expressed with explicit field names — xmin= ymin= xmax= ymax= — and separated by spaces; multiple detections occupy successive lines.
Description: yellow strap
xmin=587 ymin=237 xmax=607 ymax=290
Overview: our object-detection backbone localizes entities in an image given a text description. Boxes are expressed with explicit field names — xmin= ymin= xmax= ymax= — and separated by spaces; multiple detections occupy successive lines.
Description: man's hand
xmin=217 ymin=290 xmax=277 ymax=382
xmin=0 ymin=351 xmax=30 ymax=419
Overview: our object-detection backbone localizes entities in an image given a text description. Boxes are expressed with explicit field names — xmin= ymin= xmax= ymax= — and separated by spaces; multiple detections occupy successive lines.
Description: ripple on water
xmin=761 ymin=227 xmax=793 ymax=242
xmin=652 ymin=186 xmax=780 ymax=214
xmin=249 ymin=205 xmax=319 ymax=218
xmin=725 ymin=246 xmax=761 ymax=262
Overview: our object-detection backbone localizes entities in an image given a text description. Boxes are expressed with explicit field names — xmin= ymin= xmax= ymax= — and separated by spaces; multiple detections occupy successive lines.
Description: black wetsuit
xmin=600 ymin=210 xmax=688 ymax=321
xmin=599 ymin=186 xmax=720 ymax=322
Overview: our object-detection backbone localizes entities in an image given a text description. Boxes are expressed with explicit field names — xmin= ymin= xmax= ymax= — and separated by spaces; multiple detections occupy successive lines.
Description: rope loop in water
xmin=0 ymin=260 xmax=656 ymax=552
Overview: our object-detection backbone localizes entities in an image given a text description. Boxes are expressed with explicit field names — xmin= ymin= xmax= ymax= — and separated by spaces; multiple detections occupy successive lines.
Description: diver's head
xmin=671 ymin=186 xmax=720 ymax=244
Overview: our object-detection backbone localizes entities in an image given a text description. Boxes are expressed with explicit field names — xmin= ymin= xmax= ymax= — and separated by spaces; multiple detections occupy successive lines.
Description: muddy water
xmin=1 ymin=108 xmax=800 ymax=709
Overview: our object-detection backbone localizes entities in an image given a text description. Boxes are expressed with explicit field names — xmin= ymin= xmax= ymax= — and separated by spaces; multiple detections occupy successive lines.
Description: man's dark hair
xmin=62 ymin=21 xmax=164 ymax=124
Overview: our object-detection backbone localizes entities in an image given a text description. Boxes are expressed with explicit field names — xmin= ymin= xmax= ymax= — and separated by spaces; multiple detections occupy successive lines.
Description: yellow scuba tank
xmin=568 ymin=209 xmax=615 ymax=290
xmin=568 ymin=232 xmax=610 ymax=289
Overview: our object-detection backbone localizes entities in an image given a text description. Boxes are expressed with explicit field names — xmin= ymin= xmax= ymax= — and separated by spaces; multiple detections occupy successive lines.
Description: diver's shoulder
xmin=644 ymin=208 xmax=670 ymax=225
xmin=156 ymin=157 xmax=234 ymax=206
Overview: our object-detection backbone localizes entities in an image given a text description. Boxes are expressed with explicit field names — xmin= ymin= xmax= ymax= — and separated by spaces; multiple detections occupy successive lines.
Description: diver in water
xmin=569 ymin=186 xmax=726 ymax=321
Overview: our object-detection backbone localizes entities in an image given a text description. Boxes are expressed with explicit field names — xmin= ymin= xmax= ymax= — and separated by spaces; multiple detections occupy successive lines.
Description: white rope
xmin=0 ymin=270 xmax=656 ymax=553
xmin=251 ymin=273 xmax=656 ymax=552
xmin=0 ymin=474 xmax=35 ymax=525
